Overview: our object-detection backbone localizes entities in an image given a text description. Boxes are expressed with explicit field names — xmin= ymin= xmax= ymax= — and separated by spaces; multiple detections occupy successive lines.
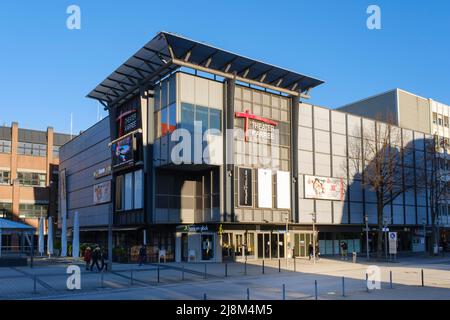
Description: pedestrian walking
xmin=308 ymin=243 xmax=314 ymax=261
xmin=90 ymin=246 xmax=102 ymax=271
xmin=315 ymin=243 xmax=320 ymax=260
xmin=340 ymin=241 xmax=348 ymax=260
xmin=83 ymin=247 xmax=92 ymax=271
xmin=101 ymin=249 xmax=109 ymax=272
xmin=138 ymin=245 xmax=147 ymax=266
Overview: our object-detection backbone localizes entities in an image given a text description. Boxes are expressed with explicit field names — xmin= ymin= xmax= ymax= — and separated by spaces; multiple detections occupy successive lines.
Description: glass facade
xmin=115 ymin=169 xmax=143 ymax=212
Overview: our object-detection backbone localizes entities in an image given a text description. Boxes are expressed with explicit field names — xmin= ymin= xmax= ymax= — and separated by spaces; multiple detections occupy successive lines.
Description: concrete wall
xmin=338 ymin=90 xmax=399 ymax=125
xmin=398 ymin=90 xmax=431 ymax=134
xmin=59 ymin=117 xmax=111 ymax=228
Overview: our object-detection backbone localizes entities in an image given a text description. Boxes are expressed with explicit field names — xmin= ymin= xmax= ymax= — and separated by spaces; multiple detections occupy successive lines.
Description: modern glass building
xmin=70 ymin=31 xmax=443 ymax=263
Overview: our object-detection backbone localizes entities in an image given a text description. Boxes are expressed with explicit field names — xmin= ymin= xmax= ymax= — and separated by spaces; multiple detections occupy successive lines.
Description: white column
xmin=38 ymin=217 xmax=45 ymax=255
xmin=47 ymin=216 xmax=54 ymax=256
xmin=72 ymin=212 xmax=79 ymax=258
xmin=0 ymin=228 xmax=2 ymax=258
xmin=61 ymin=212 xmax=67 ymax=257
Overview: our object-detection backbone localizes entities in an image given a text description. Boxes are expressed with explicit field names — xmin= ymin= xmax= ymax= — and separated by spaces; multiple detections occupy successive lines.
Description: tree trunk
xmin=377 ymin=200 xmax=384 ymax=259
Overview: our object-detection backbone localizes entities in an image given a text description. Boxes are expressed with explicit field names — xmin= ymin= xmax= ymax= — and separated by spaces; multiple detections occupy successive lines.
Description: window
xmin=134 ymin=169 xmax=143 ymax=209
xmin=0 ymin=202 xmax=12 ymax=219
xmin=445 ymin=116 xmax=449 ymax=128
xmin=160 ymin=107 xmax=168 ymax=136
xmin=115 ymin=170 xmax=143 ymax=211
xmin=180 ymin=102 xmax=222 ymax=134
xmin=19 ymin=203 xmax=48 ymax=219
xmin=18 ymin=172 xmax=46 ymax=187
xmin=0 ymin=171 xmax=10 ymax=185
xmin=433 ymin=113 xmax=437 ymax=124
xmin=438 ymin=117 xmax=443 ymax=126
xmin=0 ymin=140 xmax=11 ymax=153
xmin=17 ymin=142 xmax=47 ymax=156
xmin=52 ymin=146 xmax=60 ymax=158
xmin=115 ymin=175 xmax=124 ymax=211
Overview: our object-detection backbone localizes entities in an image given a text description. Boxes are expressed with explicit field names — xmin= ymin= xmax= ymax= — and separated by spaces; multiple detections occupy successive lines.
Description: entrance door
xmin=181 ymin=233 xmax=188 ymax=262
xmin=235 ymin=234 xmax=244 ymax=258
xmin=201 ymin=234 xmax=214 ymax=260
xmin=257 ymin=233 xmax=271 ymax=259
xmin=294 ymin=233 xmax=313 ymax=257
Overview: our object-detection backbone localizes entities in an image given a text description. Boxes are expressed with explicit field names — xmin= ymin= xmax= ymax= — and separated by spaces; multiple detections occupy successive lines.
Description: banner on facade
xmin=238 ymin=167 xmax=253 ymax=207
xmin=93 ymin=181 xmax=111 ymax=204
xmin=112 ymin=135 xmax=134 ymax=168
xmin=276 ymin=171 xmax=290 ymax=209
xmin=389 ymin=232 xmax=397 ymax=254
xmin=304 ymin=175 xmax=345 ymax=201
xmin=258 ymin=169 xmax=273 ymax=208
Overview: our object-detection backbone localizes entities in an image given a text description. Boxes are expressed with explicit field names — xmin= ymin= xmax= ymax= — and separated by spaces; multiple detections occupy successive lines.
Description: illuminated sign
xmin=112 ymin=135 xmax=134 ymax=168
xmin=235 ymin=110 xmax=278 ymax=142
xmin=117 ymin=109 xmax=139 ymax=136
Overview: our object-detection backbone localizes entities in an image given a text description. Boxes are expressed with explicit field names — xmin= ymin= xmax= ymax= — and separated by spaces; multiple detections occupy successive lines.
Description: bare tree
xmin=345 ymin=115 xmax=415 ymax=259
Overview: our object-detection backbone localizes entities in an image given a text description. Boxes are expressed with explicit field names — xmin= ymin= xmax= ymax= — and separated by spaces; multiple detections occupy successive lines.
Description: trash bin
xmin=352 ymin=252 xmax=357 ymax=263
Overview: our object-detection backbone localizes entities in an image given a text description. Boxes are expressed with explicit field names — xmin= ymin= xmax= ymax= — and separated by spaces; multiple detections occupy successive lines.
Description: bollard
xmin=366 ymin=273 xmax=369 ymax=292
xmin=421 ymin=269 xmax=424 ymax=287
xmin=101 ymin=271 xmax=104 ymax=288
xmin=225 ymin=263 xmax=228 ymax=277
xmin=247 ymin=288 xmax=250 ymax=300
xmin=314 ymin=280 xmax=318 ymax=300
xmin=244 ymin=260 xmax=247 ymax=275
xmin=157 ymin=264 xmax=160 ymax=283
xmin=282 ymin=284 xmax=286 ymax=300
xmin=130 ymin=269 xmax=134 ymax=285
xmin=204 ymin=264 xmax=207 ymax=279
xmin=294 ymin=257 xmax=296 ymax=272
xmin=203 ymin=293 xmax=207 ymax=300
xmin=182 ymin=265 xmax=185 ymax=281
xmin=278 ymin=259 xmax=281 ymax=273
xmin=262 ymin=260 xmax=265 ymax=274
xmin=33 ymin=274 xmax=37 ymax=294
xmin=342 ymin=277 xmax=345 ymax=297
xmin=390 ymin=270 xmax=393 ymax=289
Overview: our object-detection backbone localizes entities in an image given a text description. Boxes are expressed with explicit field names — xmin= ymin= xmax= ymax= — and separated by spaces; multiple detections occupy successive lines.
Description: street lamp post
xmin=364 ymin=215 xmax=369 ymax=260
xmin=383 ymin=217 xmax=389 ymax=261
xmin=311 ymin=212 xmax=317 ymax=264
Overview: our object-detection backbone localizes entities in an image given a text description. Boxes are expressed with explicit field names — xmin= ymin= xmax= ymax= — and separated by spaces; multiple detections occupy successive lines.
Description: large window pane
xmin=124 ymin=172 xmax=133 ymax=210
xmin=180 ymin=103 xmax=195 ymax=132
xmin=0 ymin=140 xmax=11 ymax=154
xmin=161 ymin=107 xmax=168 ymax=136
xmin=115 ymin=175 xmax=123 ymax=211
xmin=168 ymin=103 xmax=177 ymax=134
xmin=134 ymin=169 xmax=143 ymax=209
xmin=196 ymin=106 xmax=209 ymax=133
xmin=209 ymin=109 xmax=221 ymax=132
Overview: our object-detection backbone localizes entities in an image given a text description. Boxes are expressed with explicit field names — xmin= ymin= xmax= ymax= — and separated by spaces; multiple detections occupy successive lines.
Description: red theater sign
xmin=235 ymin=110 xmax=278 ymax=142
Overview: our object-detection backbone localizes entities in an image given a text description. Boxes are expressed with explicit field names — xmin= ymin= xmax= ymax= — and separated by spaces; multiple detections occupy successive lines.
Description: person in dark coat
xmin=90 ymin=246 xmax=102 ymax=271
xmin=138 ymin=245 xmax=147 ymax=266
xmin=308 ymin=243 xmax=314 ymax=261
xmin=83 ymin=247 xmax=92 ymax=271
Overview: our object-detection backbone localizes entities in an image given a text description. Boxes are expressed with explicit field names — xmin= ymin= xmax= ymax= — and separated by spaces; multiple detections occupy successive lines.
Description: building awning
xmin=0 ymin=218 xmax=35 ymax=232
xmin=87 ymin=31 xmax=324 ymax=107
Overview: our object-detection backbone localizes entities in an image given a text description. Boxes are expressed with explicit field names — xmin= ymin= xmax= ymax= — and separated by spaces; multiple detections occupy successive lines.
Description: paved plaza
xmin=1 ymin=255 xmax=450 ymax=300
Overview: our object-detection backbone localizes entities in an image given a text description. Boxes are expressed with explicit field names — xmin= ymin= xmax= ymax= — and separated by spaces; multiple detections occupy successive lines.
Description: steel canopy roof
xmin=87 ymin=31 xmax=324 ymax=106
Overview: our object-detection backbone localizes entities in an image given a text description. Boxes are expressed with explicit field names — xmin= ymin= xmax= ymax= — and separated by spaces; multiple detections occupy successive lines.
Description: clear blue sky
xmin=1 ymin=0 xmax=449 ymax=134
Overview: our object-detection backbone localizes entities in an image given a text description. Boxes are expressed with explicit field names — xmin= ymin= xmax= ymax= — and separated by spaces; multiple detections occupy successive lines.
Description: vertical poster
xmin=276 ymin=171 xmax=291 ymax=209
xmin=258 ymin=169 xmax=272 ymax=208
xmin=238 ymin=168 xmax=253 ymax=207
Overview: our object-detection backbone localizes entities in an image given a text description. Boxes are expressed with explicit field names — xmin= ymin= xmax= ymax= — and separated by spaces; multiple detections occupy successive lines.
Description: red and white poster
xmin=304 ymin=175 xmax=345 ymax=201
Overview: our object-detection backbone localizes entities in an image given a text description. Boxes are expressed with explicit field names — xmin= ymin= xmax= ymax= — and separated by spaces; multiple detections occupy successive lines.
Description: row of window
xmin=18 ymin=172 xmax=46 ymax=187
xmin=0 ymin=171 xmax=47 ymax=187
xmin=19 ymin=204 xmax=48 ymax=218
xmin=115 ymin=169 xmax=143 ymax=211
xmin=433 ymin=112 xmax=449 ymax=127
xmin=0 ymin=203 xmax=48 ymax=219
xmin=0 ymin=140 xmax=60 ymax=158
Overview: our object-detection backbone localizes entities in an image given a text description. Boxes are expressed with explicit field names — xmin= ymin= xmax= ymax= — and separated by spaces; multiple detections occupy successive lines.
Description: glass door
xmin=235 ymin=234 xmax=244 ymax=258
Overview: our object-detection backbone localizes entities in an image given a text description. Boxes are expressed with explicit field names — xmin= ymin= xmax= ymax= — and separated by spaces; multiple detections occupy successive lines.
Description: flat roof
xmin=87 ymin=31 xmax=324 ymax=106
